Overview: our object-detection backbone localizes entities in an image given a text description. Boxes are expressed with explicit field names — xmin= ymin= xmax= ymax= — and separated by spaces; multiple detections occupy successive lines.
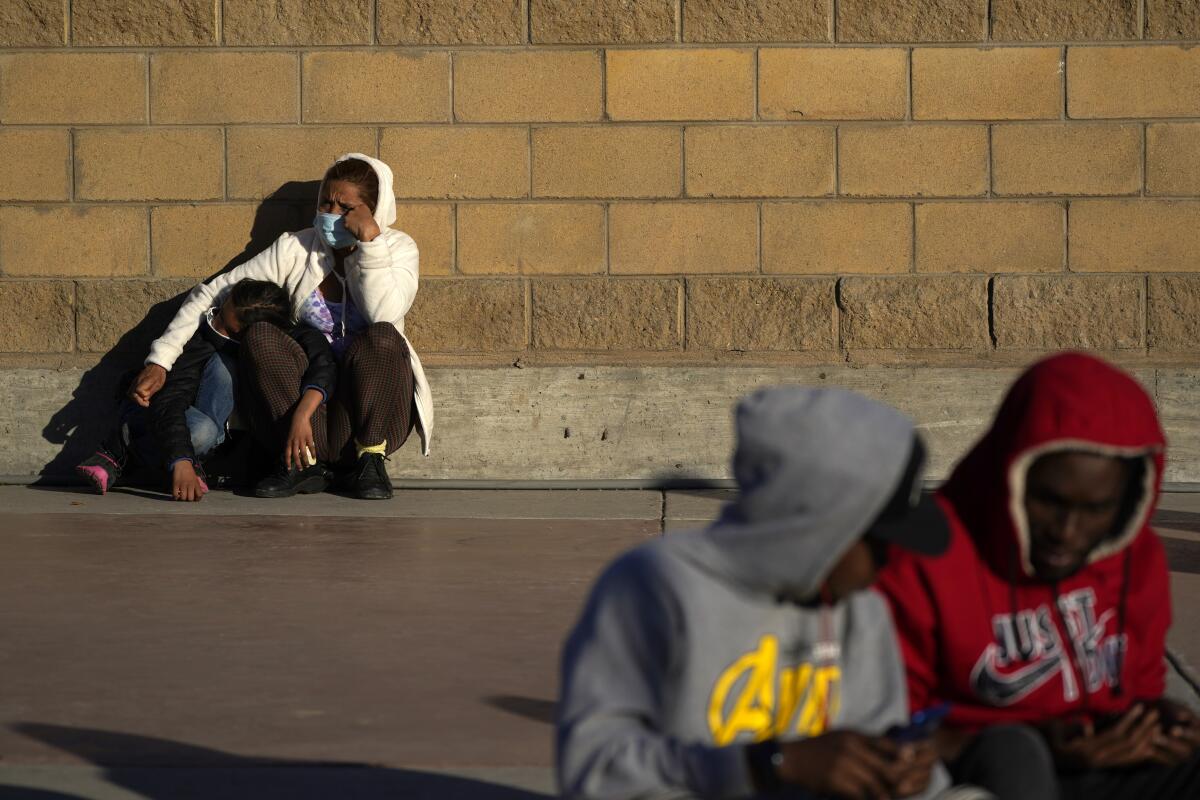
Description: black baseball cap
xmin=864 ymin=436 xmax=950 ymax=557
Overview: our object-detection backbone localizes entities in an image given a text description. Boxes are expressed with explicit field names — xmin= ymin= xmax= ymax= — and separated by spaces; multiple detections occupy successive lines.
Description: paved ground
xmin=0 ymin=486 xmax=1198 ymax=799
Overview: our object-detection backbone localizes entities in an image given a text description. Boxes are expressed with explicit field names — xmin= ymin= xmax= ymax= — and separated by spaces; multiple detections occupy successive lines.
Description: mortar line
xmin=144 ymin=53 xmax=151 ymax=124
xmin=1062 ymin=200 xmax=1070 ymax=272
xmin=986 ymin=124 xmax=993 ymax=197
xmin=524 ymin=278 xmax=532 ymax=348
xmin=987 ymin=276 xmax=997 ymax=349
xmin=831 ymin=0 xmax=838 ymax=42
xmin=909 ymin=201 xmax=917 ymax=273
xmin=526 ymin=0 xmax=532 ymax=44
xmin=449 ymin=51 xmax=457 ymax=124
xmin=681 ymin=126 xmax=688 ymax=197
xmin=216 ymin=0 xmax=223 ymax=46
xmin=68 ymin=128 xmax=76 ymax=202
xmin=833 ymin=125 xmax=841 ymax=196
xmin=1138 ymin=0 xmax=1146 ymax=39
xmin=678 ymin=276 xmax=687 ymax=352
xmin=985 ymin=0 xmax=993 ymax=40
xmin=372 ymin=0 xmax=380 ymax=45
xmin=1141 ymin=122 xmax=1148 ymax=197
xmin=600 ymin=48 xmax=609 ymax=122
xmin=66 ymin=0 xmax=72 ymax=45
xmin=1060 ymin=46 xmax=1068 ymax=121
xmin=753 ymin=48 xmax=760 ymax=121
xmin=528 ymin=125 xmax=534 ymax=199
xmin=297 ymin=49 xmax=304 ymax=124
xmin=906 ymin=48 xmax=914 ymax=121
xmin=451 ymin=202 xmax=459 ymax=275
xmin=676 ymin=0 xmax=683 ymax=43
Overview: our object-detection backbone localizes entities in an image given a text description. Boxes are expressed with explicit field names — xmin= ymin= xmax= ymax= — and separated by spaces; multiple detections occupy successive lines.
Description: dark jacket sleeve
xmin=149 ymin=332 xmax=216 ymax=468
xmin=292 ymin=327 xmax=336 ymax=402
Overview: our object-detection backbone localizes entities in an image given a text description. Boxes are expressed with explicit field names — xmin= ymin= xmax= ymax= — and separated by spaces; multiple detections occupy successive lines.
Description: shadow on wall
xmin=1 ymin=723 xmax=550 ymax=799
xmin=37 ymin=182 xmax=322 ymax=483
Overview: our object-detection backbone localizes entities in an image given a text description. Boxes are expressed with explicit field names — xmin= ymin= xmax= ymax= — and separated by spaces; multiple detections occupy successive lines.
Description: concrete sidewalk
xmin=0 ymin=486 xmax=1198 ymax=799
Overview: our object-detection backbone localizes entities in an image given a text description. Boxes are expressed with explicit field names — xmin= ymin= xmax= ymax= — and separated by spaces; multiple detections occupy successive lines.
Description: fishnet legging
xmin=238 ymin=322 xmax=416 ymax=465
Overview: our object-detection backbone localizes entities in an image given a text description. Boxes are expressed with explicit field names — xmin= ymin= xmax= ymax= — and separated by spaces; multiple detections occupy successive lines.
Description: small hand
xmin=1151 ymin=699 xmax=1200 ymax=765
xmin=1046 ymin=704 xmax=1161 ymax=770
xmin=130 ymin=364 xmax=167 ymax=407
xmin=285 ymin=411 xmax=316 ymax=471
xmin=342 ymin=202 xmax=379 ymax=243
xmin=172 ymin=460 xmax=207 ymax=502
xmin=777 ymin=731 xmax=927 ymax=799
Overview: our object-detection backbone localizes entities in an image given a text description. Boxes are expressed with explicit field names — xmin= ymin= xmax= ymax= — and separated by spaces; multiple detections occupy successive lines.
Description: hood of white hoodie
xmin=320 ymin=152 xmax=397 ymax=229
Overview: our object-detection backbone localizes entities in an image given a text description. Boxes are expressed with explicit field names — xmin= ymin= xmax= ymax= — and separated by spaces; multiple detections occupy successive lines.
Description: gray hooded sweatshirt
xmin=556 ymin=387 xmax=951 ymax=800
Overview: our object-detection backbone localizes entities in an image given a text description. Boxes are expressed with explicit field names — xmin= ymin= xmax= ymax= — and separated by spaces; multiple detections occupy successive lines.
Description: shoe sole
xmin=254 ymin=475 xmax=330 ymax=499
xmin=75 ymin=464 xmax=109 ymax=495
xmin=356 ymin=487 xmax=394 ymax=500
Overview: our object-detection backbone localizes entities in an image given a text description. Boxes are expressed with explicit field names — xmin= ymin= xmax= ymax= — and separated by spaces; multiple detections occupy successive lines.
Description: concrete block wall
xmin=2 ymin=1 xmax=1200 ymax=479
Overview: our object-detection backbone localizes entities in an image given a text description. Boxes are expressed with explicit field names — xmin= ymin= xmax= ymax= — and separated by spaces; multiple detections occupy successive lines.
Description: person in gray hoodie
xmin=557 ymin=386 xmax=958 ymax=800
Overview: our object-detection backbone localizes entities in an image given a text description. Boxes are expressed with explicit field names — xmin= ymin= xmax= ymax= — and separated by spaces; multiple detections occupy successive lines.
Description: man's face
xmin=1024 ymin=451 xmax=1131 ymax=581
xmin=822 ymin=540 xmax=877 ymax=601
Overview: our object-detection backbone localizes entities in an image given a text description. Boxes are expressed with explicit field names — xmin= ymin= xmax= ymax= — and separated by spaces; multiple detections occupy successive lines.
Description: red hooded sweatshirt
xmin=878 ymin=353 xmax=1170 ymax=731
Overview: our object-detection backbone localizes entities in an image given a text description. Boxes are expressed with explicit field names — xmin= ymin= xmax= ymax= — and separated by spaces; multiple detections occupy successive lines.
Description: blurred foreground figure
xmin=557 ymin=386 xmax=984 ymax=800
xmin=880 ymin=353 xmax=1200 ymax=800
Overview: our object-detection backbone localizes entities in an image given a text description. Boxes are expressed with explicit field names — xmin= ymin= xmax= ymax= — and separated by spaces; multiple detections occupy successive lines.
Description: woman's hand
xmin=343 ymin=202 xmax=379 ymax=243
xmin=172 ymin=460 xmax=207 ymax=502
xmin=1046 ymin=704 xmax=1161 ymax=770
xmin=129 ymin=364 xmax=167 ymax=407
xmin=285 ymin=389 xmax=325 ymax=470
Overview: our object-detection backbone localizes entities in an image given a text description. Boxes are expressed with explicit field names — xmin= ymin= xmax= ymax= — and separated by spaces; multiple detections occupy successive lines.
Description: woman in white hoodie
xmin=128 ymin=154 xmax=433 ymax=500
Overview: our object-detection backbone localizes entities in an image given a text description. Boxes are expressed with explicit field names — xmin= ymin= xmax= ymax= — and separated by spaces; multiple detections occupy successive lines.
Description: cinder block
xmin=303 ymin=51 xmax=449 ymax=124
xmin=404 ymin=279 xmax=526 ymax=351
xmin=686 ymin=278 xmax=836 ymax=351
xmin=1070 ymin=200 xmax=1200 ymax=272
xmin=76 ymin=279 xmax=196 ymax=353
xmin=152 ymin=204 xmax=301 ymax=279
xmin=1150 ymin=276 xmax=1200 ymax=350
xmin=991 ymin=0 xmax=1137 ymax=40
xmin=531 ymin=0 xmax=675 ymax=43
xmin=224 ymin=0 xmax=372 ymax=45
xmin=75 ymin=128 xmax=223 ymax=202
xmin=0 ymin=206 xmax=147 ymax=278
xmin=763 ymin=202 xmax=911 ymax=274
xmin=606 ymin=49 xmax=755 ymax=121
xmin=381 ymin=127 xmax=529 ymax=199
xmin=840 ymin=276 xmax=989 ymax=349
xmin=0 ymin=128 xmax=71 ymax=201
xmin=0 ymin=281 xmax=74 ymax=353
xmin=458 ymin=204 xmax=605 ymax=275
xmin=683 ymin=0 xmax=830 ymax=42
xmin=395 ymin=204 xmax=454 ymax=276
xmin=533 ymin=278 xmax=681 ymax=350
xmin=837 ymin=0 xmax=986 ymax=42
xmin=993 ymin=275 xmax=1142 ymax=350
xmin=1146 ymin=0 xmax=1200 ymax=38
xmin=72 ymin=0 xmax=216 ymax=45
xmin=992 ymin=123 xmax=1141 ymax=196
xmin=609 ymin=202 xmax=758 ymax=275
xmin=0 ymin=0 xmax=65 ymax=46
xmin=1148 ymin=123 xmax=1200 ymax=196
xmin=913 ymin=47 xmax=1061 ymax=120
xmin=839 ymin=125 xmax=988 ymax=197
xmin=151 ymin=52 xmax=298 ymax=124
xmin=1069 ymin=46 xmax=1200 ymax=118
xmin=759 ymin=48 xmax=907 ymax=120
xmin=227 ymin=127 xmax=377 ymax=200
xmin=0 ymin=53 xmax=145 ymax=124
xmin=378 ymin=0 xmax=523 ymax=44
xmin=533 ymin=126 xmax=681 ymax=198
xmin=454 ymin=51 xmax=602 ymax=122
xmin=686 ymin=125 xmax=835 ymax=197
xmin=916 ymin=202 xmax=1063 ymax=273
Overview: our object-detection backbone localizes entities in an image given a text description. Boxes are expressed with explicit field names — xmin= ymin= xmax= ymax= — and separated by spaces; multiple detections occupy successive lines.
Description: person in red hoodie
xmin=878 ymin=352 xmax=1200 ymax=799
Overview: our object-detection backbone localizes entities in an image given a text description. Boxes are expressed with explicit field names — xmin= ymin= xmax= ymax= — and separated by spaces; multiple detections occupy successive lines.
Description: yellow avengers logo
xmin=707 ymin=635 xmax=841 ymax=746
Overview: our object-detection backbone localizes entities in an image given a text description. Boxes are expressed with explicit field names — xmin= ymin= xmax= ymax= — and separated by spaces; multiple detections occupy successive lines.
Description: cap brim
xmin=866 ymin=492 xmax=950 ymax=557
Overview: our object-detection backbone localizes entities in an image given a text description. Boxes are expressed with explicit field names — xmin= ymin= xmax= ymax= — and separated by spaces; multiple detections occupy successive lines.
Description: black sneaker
xmin=254 ymin=462 xmax=332 ymax=498
xmin=352 ymin=453 xmax=393 ymax=500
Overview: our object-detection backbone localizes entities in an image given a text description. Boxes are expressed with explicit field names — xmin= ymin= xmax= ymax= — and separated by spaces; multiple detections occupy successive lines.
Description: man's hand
xmin=776 ymin=731 xmax=935 ymax=799
xmin=342 ymin=203 xmax=379 ymax=243
xmin=129 ymin=364 xmax=167 ymax=407
xmin=172 ymin=460 xmax=207 ymax=502
xmin=1151 ymin=699 xmax=1200 ymax=765
xmin=285 ymin=389 xmax=324 ymax=470
xmin=1046 ymin=704 xmax=1162 ymax=770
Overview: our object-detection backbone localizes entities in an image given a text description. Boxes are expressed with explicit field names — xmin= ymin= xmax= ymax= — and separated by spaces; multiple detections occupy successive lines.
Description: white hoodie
xmin=146 ymin=153 xmax=434 ymax=455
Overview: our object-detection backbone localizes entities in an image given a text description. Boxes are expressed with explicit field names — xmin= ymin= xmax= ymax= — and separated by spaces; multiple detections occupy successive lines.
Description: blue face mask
xmin=313 ymin=212 xmax=358 ymax=249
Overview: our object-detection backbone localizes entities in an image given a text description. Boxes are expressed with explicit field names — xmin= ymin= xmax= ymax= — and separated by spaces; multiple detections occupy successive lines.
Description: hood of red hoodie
xmin=942 ymin=352 xmax=1165 ymax=582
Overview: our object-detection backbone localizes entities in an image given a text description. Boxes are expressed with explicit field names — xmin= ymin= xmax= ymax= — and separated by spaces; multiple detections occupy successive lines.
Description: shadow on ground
xmin=37 ymin=185 xmax=320 ymax=483
xmin=2 ymin=723 xmax=550 ymax=800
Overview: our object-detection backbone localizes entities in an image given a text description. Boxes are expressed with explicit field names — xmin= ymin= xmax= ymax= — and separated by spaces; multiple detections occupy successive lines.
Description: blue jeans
xmin=123 ymin=352 xmax=237 ymax=468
